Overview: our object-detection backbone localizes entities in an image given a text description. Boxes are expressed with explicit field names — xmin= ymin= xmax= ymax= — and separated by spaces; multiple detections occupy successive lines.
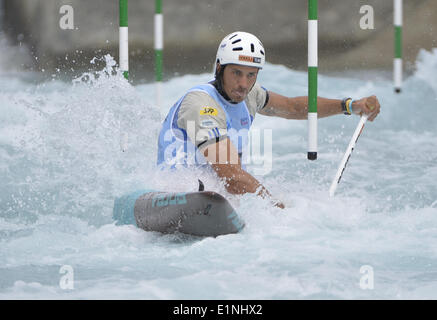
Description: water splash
xmin=414 ymin=48 xmax=437 ymax=96
xmin=1 ymin=49 xmax=437 ymax=299
xmin=0 ymin=55 xmax=161 ymax=225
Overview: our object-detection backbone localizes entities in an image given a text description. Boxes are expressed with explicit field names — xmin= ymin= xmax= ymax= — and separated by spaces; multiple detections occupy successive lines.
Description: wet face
xmin=219 ymin=64 xmax=259 ymax=103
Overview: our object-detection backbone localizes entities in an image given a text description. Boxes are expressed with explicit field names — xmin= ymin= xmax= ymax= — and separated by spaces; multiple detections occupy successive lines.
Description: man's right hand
xmin=200 ymin=138 xmax=282 ymax=207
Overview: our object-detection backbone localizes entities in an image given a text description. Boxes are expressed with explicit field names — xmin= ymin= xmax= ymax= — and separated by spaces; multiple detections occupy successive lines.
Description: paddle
xmin=329 ymin=115 xmax=368 ymax=197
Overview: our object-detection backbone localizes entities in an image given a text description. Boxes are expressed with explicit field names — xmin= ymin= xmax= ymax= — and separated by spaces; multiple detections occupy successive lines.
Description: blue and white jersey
xmin=157 ymin=82 xmax=268 ymax=169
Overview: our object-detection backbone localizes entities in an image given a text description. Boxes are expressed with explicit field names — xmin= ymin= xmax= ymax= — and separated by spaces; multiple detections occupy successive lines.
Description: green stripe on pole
xmin=120 ymin=0 xmax=128 ymax=27
xmin=155 ymin=0 xmax=162 ymax=13
xmin=155 ymin=50 xmax=163 ymax=81
xmin=308 ymin=0 xmax=317 ymax=20
xmin=394 ymin=26 xmax=402 ymax=58
xmin=308 ymin=67 xmax=318 ymax=113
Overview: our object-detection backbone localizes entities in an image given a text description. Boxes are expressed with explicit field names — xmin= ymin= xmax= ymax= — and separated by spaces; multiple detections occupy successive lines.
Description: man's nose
xmin=238 ymin=75 xmax=249 ymax=89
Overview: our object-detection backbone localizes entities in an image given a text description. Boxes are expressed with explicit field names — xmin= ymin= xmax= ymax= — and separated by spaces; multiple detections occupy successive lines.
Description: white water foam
xmin=1 ymin=46 xmax=437 ymax=299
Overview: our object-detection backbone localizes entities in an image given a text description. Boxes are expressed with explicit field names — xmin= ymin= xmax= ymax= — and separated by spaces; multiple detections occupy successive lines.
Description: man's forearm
xmin=202 ymin=137 xmax=283 ymax=207
xmin=282 ymin=96 xmax=343 ymax=119
xmin=211 ymin=163 xmax=268 ymax=196
xmin=312 ymin=97 xmax=343 ymax=118
xmin=211 ymin=163 xmax=285 ymax=208
xmin=262 ymin=92 xmax=343 ymax=119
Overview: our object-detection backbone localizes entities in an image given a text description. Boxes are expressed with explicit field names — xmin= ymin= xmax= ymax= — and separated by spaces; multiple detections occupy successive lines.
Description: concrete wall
xmin=2 ymin=0 xmax=435 ymax=81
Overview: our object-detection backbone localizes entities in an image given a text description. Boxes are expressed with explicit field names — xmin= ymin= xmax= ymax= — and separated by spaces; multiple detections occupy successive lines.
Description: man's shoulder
xmin=182 ymin=89 xmax=215 ymax=105
xmin=178 ymin=89 xmax=225 ymax=124
xmin=180 ymin=89 xmax=220 ymax=112
xmin=246 ymin=82 xmax=268 ymax=114
xmin=247 ymin=82 xmax=267 ymax=99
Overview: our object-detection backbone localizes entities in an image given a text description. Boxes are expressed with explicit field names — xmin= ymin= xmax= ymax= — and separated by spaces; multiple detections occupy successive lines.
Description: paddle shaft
xmin=329 ymin=115 xmax=368 ymax=197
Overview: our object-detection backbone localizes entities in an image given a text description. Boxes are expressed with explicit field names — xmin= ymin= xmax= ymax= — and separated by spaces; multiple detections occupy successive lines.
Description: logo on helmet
xmin=239 ymin=55 xmax=261 ymax=64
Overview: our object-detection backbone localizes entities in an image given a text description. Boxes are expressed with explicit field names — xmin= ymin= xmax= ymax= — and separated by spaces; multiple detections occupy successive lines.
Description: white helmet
xmin=215 ymin=31 xmax=265 ymax=69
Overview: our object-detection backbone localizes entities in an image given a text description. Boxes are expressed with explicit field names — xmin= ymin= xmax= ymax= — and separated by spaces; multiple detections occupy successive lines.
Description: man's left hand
xmin=352 ymin=95 xmax=381 ymax=121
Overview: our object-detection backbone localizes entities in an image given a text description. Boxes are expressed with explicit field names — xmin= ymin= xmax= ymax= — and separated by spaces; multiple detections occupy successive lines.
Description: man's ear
xmin=215 ymin=62 xmax=221 ymax=77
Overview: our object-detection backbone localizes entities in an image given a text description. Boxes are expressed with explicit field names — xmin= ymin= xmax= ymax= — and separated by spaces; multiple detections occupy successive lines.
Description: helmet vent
xmin=231 ymin=39 xmax=241 ymax=44
xmin=232 ymin=47 xmax=243 ymax=51
xmin=250 ymin=43 xmax=255 ymax=52
xmin=229 ymin=34 xmax=238 ymax=40
xmin=260 ymin=50 xmax=265 ymax=56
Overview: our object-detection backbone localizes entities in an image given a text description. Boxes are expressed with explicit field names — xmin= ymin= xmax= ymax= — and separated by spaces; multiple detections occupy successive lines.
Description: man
xmin=157 ymin=31 xmax=380 ymax=208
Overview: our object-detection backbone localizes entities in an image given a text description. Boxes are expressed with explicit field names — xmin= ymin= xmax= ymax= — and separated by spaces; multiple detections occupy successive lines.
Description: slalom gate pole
xmin=394 ymin=0 xmax=402 ymax=93
xmin=119 ymin=0 xmax=129 ymax=152
xmin=155 ymin=0 xmax=163 ymax=113
xmin=308 ymin=0 xmax=318 ymax=160
xmin=329 ymin=115 xmax=368 ymax=197
xmin=119 ymin=0 xmax=129 ymax=79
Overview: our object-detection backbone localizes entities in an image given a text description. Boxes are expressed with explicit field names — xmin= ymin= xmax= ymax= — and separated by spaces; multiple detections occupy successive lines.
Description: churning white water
xmin=1 ymin=35 xmax=437 ymax=299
